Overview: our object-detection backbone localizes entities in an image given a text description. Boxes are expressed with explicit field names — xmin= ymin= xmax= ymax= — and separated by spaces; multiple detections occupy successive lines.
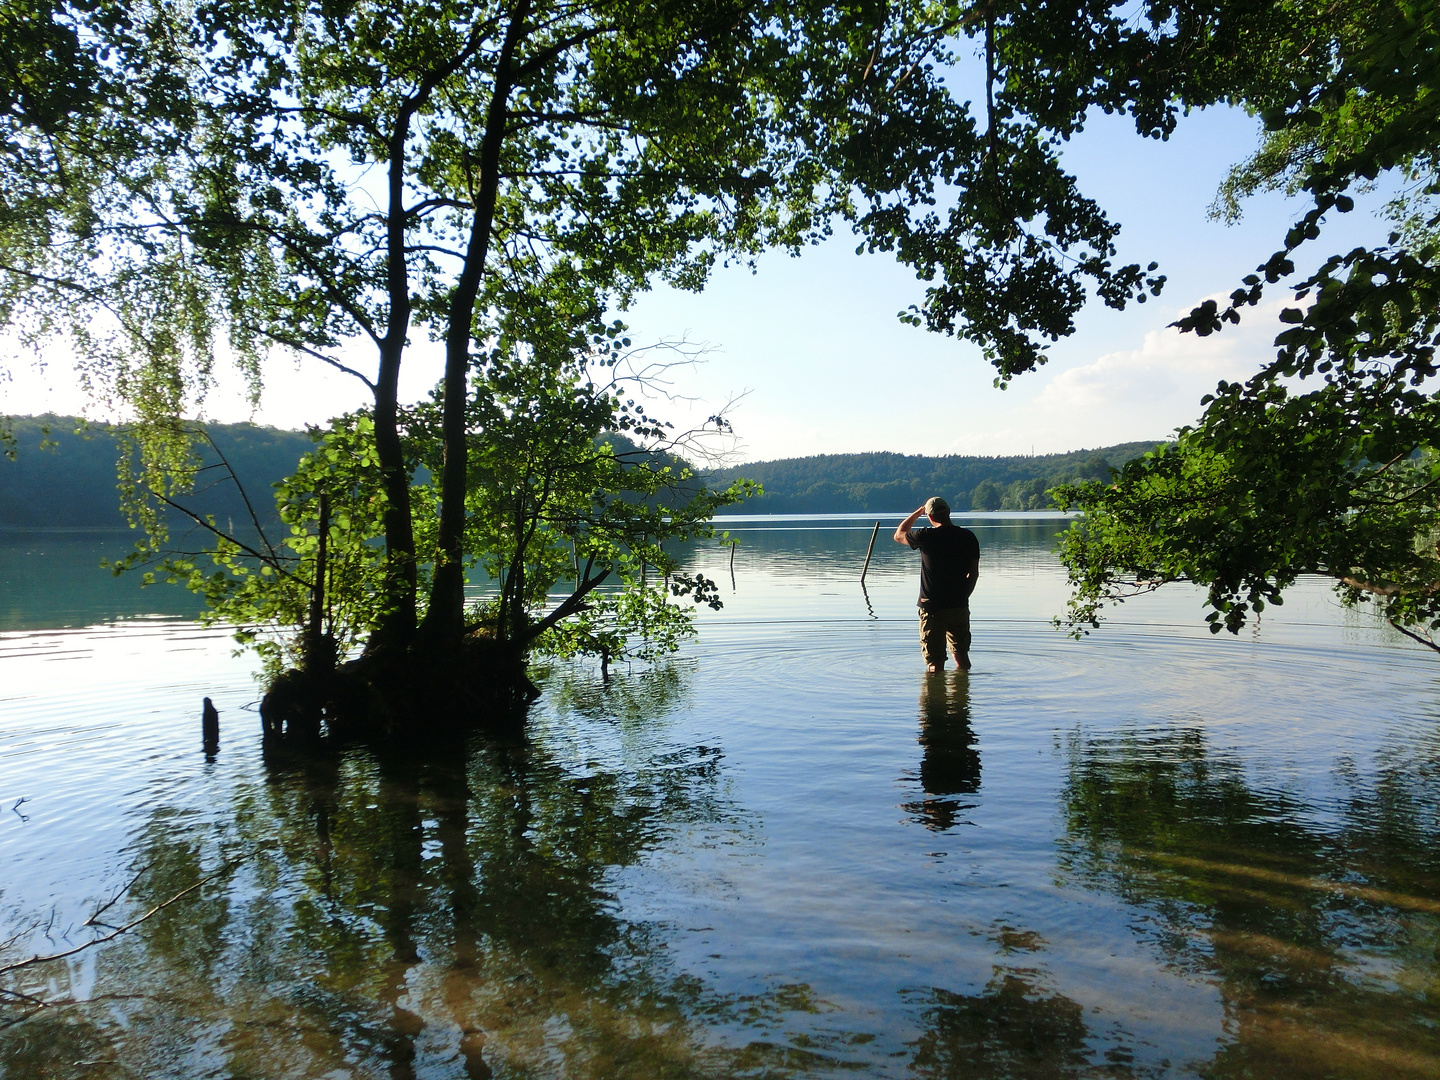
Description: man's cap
xmin=925 ymin=496 xmax=950 ymax=518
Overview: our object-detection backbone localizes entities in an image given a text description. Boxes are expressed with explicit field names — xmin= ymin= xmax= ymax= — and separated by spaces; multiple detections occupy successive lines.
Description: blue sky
xmin=4 ymin=99 xmax=1392 ymax=463
xmin=618 ymin=104 xmax=1391 ymax=461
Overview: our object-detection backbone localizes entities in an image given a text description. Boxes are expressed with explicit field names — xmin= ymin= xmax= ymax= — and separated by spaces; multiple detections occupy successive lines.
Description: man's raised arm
xmin=894 ymin=506 xmax=926 ymax=544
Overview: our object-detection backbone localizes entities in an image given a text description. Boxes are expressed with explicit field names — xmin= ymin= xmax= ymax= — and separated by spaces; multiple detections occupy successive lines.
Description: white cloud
xmin=924 ymin=296 xmax=1291 ymax=456
xmin=1038 ymin=298 xmax=1280 ymax=412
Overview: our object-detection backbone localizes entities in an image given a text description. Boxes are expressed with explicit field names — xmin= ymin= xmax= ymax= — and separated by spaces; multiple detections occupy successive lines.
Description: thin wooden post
xmin=729 ymin=539 xmax=737 ymax=589
xmin=860 ymin=521 xmax=880 ymax=584
xmin=202 ymin=697 xmax=219 ymax=756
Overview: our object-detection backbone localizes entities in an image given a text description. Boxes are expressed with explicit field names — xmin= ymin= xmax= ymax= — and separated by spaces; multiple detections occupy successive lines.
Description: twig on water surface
xmin=84 ymin=863 xmax=153 ymax=932
xmin=0 ymin=919 xmax=39 ymax=954
xmin=11 ymin=798 xmax=29 ymax=822
xmin=0 ymin=986 xmax=48 ymax=1007
xmin=0 ymin=1006 xmax=46 ymax=1031
xmin=0 ymin=853 xmax=256 ymax=1031
xmin=0 ymin=850 xmax=256 ymax=979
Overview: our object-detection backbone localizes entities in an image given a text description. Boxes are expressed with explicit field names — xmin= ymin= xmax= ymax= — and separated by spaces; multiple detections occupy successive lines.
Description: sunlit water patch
xmin=3 ymin=517 xmax=1440 ymax=1079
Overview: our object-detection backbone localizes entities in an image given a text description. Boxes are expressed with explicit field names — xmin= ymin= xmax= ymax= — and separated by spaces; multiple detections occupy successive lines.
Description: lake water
xmin=3 ymin=515 xmax=1439 ymax=1079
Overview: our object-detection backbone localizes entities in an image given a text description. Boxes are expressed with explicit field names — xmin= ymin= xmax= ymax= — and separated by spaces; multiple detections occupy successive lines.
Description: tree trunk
xmin=422 ymin=1 xmax=531 ymax=642
xmin=370 ymin=335 xmax=418 ymax=649
xmin=365 ymin=74 xmax=441 ymax=652
xmin=304 ymin=491 xmax=335 ymax=674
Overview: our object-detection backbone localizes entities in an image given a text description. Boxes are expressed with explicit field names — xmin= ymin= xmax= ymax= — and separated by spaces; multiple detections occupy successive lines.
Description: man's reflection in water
xmin=906 ymin=671 xmax=981 ymax=831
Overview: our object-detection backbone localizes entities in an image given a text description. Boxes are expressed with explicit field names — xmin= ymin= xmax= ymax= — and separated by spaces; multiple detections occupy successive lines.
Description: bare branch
xmin=523 ymin=562 xmax=612 ymax=642
xmin=186 ymin=426 xmax=283 ymax=564
xmin=1355 ymin=472 xmax=1440 ymax=508
xmin=0 ymin=263 xmax=112 ymax=306
xmin=404 ymin=195 xmax=472 ymax=218
xmin=888 ymin=8 xmax=988 ymax=92
xmin=255 ymin=334 xmax=377 ymax=393
xmin=1388 ymin=617 xmax=1440 ymax=654
xmin=404 ymin=244 xmax=470 ymax=260
xmin=234 ymin=222 xmax=383 ymax=345
xmin=83 ymin=863 xmax=153 ymax=931
xmin=147 ymin=490 xmax=306 ymax=584
xmin=0 ymin=850 xmax=257 ymax=980
xmin=0 ymin=987 xmax=47 ymax=1008
xmin=514 ymin=23 xmax=612 ymax=79
xmin=273 ymin=103 xmax=383 ymax=137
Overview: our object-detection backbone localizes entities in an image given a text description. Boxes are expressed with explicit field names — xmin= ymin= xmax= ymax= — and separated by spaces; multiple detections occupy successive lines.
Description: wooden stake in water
xmin=860 ymin=521 xmax=880 ymax=584
xmin=202 ymin=697 xmax=219 ymax=757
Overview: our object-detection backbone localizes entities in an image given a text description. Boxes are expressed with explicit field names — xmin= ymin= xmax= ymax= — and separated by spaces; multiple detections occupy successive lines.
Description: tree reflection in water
xmin=904 ymin=671 xmax=981 ymax=831
xmin=10 ymin=665 xmax=1440 ymax=1077
xmin=910 ymin=967 xmax=1092 ymax=1080
xmin=0 ymin=666 xmax=813 ymax=1080
xmin=535 ymin=660 xmax=694 ymax=725
xmin=1057 ymin=726 xmax=1440 ymax=1079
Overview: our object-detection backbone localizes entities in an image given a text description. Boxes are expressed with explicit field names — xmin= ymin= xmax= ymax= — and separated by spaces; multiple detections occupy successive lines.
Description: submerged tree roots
xmin=259 ymin=637 xmax=538 ymax=744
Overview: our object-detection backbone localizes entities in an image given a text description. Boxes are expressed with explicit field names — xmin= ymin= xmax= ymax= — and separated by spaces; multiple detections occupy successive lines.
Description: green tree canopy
xmin=144 ymin=335 xmax=749 ymax=730
xmin=4 ymin=0 xmax=1210 ymax=703
xmin=1052 ymin=0 xmax=1440 ymax=653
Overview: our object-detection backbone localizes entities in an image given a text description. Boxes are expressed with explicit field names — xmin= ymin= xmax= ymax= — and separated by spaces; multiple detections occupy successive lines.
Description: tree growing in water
xmin=154 ymin=330 xmax=748 ymax=729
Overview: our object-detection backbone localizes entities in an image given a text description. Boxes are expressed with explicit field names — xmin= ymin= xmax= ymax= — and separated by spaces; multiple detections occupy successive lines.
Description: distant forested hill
xmin=0 ymin=415 xmax=315 ymax=528
xmin=710 ymin=442 xmax=1162 ymax=513
xmin=1 ymin=414 xmax=1160 ymax=527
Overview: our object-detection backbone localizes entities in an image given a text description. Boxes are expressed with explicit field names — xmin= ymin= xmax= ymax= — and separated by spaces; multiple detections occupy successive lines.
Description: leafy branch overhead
xmin=0 ymin=0 xmax=1198 ymax=689
xmin=32 ymin=0 xmax=1432 ymax=681
xmin=2 ymin=0 xmax=1177 ymax=419
xmin=1054 ymin=0 xmax=1440 ymax=652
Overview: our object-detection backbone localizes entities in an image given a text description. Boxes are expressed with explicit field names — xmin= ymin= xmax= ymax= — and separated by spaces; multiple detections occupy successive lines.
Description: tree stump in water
xmin=202 ymin=697 xmax=220 ymax=756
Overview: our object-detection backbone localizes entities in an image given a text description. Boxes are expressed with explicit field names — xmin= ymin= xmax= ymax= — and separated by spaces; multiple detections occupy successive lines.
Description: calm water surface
xmin=3 ymin=515 xmax=1439 ymax=1079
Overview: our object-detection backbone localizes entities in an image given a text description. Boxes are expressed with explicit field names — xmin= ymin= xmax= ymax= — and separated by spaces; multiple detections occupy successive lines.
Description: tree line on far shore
xmin=0 ymin=416 xmax=313 ymax=529
xmin=0 ymin=416 xmax=1157 ymax=527
xmin=708 ymin=443 xmax=1159 ymax=514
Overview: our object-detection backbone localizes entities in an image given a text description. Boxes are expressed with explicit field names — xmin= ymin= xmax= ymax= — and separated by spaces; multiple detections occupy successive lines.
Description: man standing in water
xmin=894 ymin=497 xmax=980 ymax=672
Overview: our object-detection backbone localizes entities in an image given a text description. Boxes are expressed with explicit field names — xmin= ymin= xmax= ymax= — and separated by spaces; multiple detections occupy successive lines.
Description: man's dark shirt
xmin=906 ymin=523 xmax=980 ymax=608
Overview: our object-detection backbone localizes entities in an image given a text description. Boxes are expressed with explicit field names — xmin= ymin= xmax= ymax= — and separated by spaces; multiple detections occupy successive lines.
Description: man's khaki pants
xmin=918 ymin=605 xmax=971 ymax=668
